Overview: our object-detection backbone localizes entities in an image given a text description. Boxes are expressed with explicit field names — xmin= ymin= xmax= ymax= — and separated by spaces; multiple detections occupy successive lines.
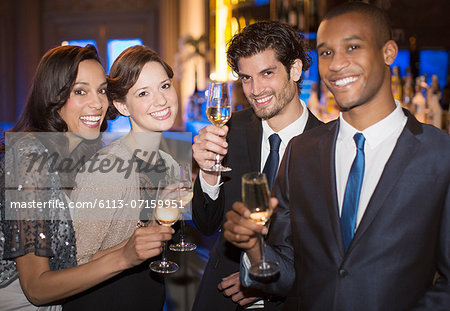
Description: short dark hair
xmin=323 ymin=1 xmax=392 ymax=47
xmin=107 ymin=45 xmax=174 ymax=119
xmin=226 ymin=20 xmax=311 ymax=91
xmin=11 ymin=44 xmax=107 ymax=132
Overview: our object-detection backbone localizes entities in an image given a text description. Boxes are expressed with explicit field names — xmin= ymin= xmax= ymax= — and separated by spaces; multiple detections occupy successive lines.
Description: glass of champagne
xmin=170 ymin=163 xmax=197 ymax=252
xmin=149 ymin=178 xmax=181 ymax=274
xmin=204 ymin=81 xmax=232 ymax=172
xmin=241 ymin=172 xmax=280 ymax=279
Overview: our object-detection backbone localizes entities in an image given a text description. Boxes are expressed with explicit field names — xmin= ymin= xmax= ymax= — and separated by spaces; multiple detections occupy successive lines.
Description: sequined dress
xmin=0 ymin=135 xmax=77 ymax=310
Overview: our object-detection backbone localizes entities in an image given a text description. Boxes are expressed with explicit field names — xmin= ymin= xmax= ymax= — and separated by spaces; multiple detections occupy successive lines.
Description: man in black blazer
xmin=191 ymin=21 xmax=322 ymax=311
xmin=224 ymin=3 xmax=449 ymax=311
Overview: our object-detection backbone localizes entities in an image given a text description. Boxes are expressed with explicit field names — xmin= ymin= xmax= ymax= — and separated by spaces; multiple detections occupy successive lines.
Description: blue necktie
xmin=341 ymin=133 xmax=366 ymax=251
xmin=263 ymin=133 xmax=281 ymax=190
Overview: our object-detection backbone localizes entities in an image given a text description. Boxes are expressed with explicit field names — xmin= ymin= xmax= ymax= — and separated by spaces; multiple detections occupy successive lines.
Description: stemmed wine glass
xmin=204 ymin=81 xmax=232 ymax=172
xmin=170 ymin=163 xmax=197 ymax=252
xmin=149 ymin=178 xmax=181 ymax=274
xmin=241 ymin=172 xmax=279 ymax=279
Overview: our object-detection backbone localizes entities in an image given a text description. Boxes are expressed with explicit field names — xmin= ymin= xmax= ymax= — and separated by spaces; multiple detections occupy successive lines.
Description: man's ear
xmin=113 ymin=100 xmax=130 ymax=117
xmin=290 ymin=59 xmax=303 ymax=82
xmin=383 ymin=40 xmax=398 ymax=66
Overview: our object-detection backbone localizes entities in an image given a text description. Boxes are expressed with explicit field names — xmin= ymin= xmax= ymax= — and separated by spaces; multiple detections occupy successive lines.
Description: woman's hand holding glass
xmin=121 ymin=224 xmax=174 ymax=269
xmin=149 ymin=179 xmax=182 ymax=273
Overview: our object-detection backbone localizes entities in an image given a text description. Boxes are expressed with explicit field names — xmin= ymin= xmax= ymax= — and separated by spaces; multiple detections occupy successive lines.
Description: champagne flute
xmin=170 ymin=163 xmax=197 ymax=252
xmin=242 ymin=172 xmax=279 ymax=279
xmin=149 ymin=179 xmax=181 ymax=274
xmin=204 ymin=81 xmax=232 ymax=172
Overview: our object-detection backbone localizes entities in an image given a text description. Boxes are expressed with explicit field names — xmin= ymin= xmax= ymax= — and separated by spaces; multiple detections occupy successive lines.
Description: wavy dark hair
xmin=107 ymin=45 xmax=174 ymax=119
xmin=11 ymin=44 xmax=108 ymax=133
xmin=227 ymin=20 xmax=312 ymax=91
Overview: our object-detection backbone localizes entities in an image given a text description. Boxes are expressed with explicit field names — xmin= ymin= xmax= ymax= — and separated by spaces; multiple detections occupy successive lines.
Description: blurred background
xmin=1 ymin=1 xmax=449 ymax=310
xmin=1 ymin=0 xmax=449 ymax=134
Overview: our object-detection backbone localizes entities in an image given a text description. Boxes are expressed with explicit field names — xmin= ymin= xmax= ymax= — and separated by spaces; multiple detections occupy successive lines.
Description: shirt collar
xmin=338 ymin=100 xmax=407 ymax=149
xmin=262 ymin=99 xmax=309 ymax=147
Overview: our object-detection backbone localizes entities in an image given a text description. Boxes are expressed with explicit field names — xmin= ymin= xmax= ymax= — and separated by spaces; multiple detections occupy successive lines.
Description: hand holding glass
xmin=242 ymin=172 xmax=279 ymax=279
xmin=149 ymin=179 xmax=181 ymax=274
xmin=204 ymin=82 xmax=232 ymax=172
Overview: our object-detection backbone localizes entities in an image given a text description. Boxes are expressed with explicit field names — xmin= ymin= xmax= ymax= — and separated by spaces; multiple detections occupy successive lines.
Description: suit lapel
xmin=349 ymin=113 xmax=422 ymax=251
xmin=246 ymin=111 xmax=263 ymax=172
xmin=318 ymin=120 xmax=345 ymax=257
xmin=305 ymin=108 xmax=323 ymax=131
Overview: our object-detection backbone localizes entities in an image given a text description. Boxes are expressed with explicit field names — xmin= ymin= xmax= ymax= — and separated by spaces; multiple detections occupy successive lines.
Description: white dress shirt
xmin=243 ymin=101 xmax=408 ymax=294
xmin=200 ymin=100 xmax=309 ymax=199
xmin=201 ymin=100 xmax=308 ymax=309
xmin=335 ymin=101 xmax=407 ymax=228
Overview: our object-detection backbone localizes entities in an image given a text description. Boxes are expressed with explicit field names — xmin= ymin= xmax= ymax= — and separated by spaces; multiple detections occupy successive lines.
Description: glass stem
xmin=215 ymin=153 xmax=221 ymax=166
xmin=161 ymin=241 xmax=168 ymax=265
xmin=259 ymin=233 xmax=266 ymax=264
xmin=180 ymin=219 xmax=186 ymax=244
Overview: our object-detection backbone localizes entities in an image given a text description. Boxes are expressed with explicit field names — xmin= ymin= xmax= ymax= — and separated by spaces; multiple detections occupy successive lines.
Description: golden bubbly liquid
xmin=206 ymin=106 xmax=231 ymax=127
xmin=242 ymin=177 xmax=271 ymax=225
xmin=158 ymin=219 xmax=178 ymax=227
xmin=249 ymin=211 xmax=270 ymax=225
xmin=155 ymin=207 xmax=180 ymax=226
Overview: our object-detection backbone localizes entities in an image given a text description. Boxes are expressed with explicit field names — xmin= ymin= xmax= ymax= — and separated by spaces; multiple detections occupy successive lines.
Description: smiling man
xmin=191 ymin=21 xmax=322 ymax=311
xmin=223 ymin=2 xmax=450 ymax=311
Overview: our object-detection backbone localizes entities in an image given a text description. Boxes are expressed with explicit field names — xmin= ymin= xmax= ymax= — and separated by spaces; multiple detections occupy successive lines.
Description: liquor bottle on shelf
xmin=307 ymin=82 xmax=321 ymax=119
xmin=412 ymin=76 xmax=427 ymax=123
xmin=319 ymin=81 xmax=339 ymax=122
xmin=276 ymin=0 xmax=306 ymax=30
xmin=430 ymin=74 xmax=441 ymax=97
xmin=288 ymin=0 xmax=298 ymax=27
xmin=442 ymin=74 xmax=450 ymax=112
xmin=427 ymin=74 xmax=443 ymax=129
xmin=402 ymin=70 xmax=414 ymax=111
xmin=442 ymin=74 xmax=450 ymax=133
xmin=186 ymin=69 xmax=207 ymax=121
xmin=187 ymin=69 xmax=197 ymax=120
xmin=391 ymin=66 xmax=403 ymax=105
xmin=421 ymin=74 xmax=428 ymax=97
xmin=319 ymin=82 xmax=328 ymax=121
xmin=297 ymin=0 xmax=305 ymax=31
xmin=278 ymin=0 xmax=289 ymax=23
xmin=307 ymin=0 xmax=318 ymax=33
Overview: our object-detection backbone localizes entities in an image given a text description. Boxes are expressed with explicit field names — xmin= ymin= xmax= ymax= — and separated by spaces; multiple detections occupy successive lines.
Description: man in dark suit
xmin=223 ymin=2 xmax=449 ymax=311
xmin=191 ymin=21 xmax=322 ymax=310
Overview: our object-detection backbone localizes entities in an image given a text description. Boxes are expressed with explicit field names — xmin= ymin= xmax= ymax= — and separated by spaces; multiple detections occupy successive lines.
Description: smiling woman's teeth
xmin=80 ymin=115 xmax=101 ymax=125
xmin=335 ymin=76 xmax=358 ymax=87
xmin=150 ymin=108 xmax=169 ymax=117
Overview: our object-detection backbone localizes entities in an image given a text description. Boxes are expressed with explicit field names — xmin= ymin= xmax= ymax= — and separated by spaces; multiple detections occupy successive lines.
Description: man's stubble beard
xmin=249 ymin=80 xmax=297 ymax=120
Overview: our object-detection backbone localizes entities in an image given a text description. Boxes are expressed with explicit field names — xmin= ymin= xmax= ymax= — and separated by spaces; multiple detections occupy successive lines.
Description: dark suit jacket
xmin=242 ymin=110 xmax=450 ymax=311
xmin=192 ymin=107 xmax=323 ymax=311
